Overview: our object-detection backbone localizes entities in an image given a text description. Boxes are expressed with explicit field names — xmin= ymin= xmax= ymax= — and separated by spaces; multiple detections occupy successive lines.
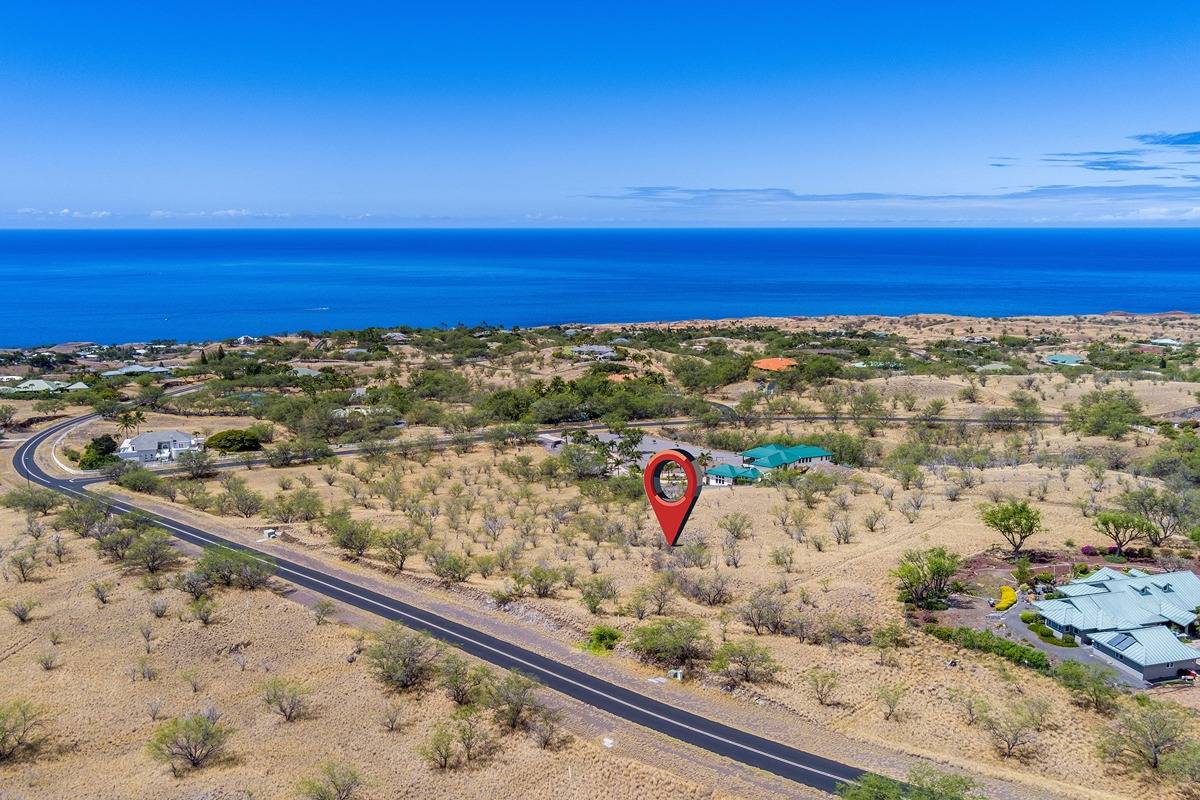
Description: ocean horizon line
xmin=3 ymin=227 xmax=1199 ymax=347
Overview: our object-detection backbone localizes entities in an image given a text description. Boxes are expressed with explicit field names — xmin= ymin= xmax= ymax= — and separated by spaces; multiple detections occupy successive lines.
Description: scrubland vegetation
xmin=7 ymin=313 xmax=1200 ymax=798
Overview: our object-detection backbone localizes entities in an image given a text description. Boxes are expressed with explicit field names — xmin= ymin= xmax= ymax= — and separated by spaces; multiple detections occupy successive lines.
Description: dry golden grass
xmin=0 ymin=503 xmax=726 ymax=800
xmin=9 ymin=311 xmax=1200 ymax=799
xmin=81 ymin=406 xmax=1200 ymax=799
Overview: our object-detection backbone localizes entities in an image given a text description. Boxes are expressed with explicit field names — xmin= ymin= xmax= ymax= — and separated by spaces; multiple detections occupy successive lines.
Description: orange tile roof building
xmin=751 ymin=357 xmax=798 ymax=372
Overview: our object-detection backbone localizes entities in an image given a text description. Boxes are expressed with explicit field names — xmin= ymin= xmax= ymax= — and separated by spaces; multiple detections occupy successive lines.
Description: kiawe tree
xmin=980 ymin=498 xmax=1044 ymax=556
xmin=1092 ymin=510 xmax=1154 ymax=556
xmin=1114 ymin=487 xmax=1194 ymax=546
xmin=891 ymin=547 xmax=961 ymax=609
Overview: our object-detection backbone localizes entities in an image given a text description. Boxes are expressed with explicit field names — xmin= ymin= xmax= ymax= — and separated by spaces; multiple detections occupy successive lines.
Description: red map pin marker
xmin=643 ymin=448 xmax=701 ymax=547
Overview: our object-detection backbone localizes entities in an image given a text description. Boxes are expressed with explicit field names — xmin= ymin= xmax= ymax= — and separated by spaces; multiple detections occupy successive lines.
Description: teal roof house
xmin=740 ymin=444 xmax=833 ymax=470
xmin=1033 ymin=568 xmax=1200 ymax=681
xmin=704 ymin=463 xmax=761 ymax=486
xmin=1042 ymin=353 xmax=1084 ymax=366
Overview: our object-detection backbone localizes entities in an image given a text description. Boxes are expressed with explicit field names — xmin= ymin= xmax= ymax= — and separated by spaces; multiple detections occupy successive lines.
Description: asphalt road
xmin=12 ymin=413 xmax=868 ymax=795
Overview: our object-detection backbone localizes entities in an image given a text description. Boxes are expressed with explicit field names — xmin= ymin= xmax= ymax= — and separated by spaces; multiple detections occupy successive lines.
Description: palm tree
xmin=115 ymin=411 xmax=137 ymax=439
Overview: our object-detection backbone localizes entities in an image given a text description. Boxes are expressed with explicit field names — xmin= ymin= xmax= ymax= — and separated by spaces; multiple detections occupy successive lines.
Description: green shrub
xmin=1019 ymin=610 xmax=1039 ymax=624
xmin=203 ymin=429 xmax=262 ymax=453
xmin=925 ymin=625 xmax=1050 ymax=671
xmin=0 ymin=699 xmax=48 ymax=761
xmin=710 ymin=639 xmax=780 ymax=687
xmin=1026 ymin=622 xmax=1078 ymax=647
xmin=586 ymin=625 xmax=622 ymax=653
xmin=196 ymin=548 xmax=274 ymax=589
xmin=79 ymin=434 xmax=120 ymax=469
xmin=116 ymin=467 xmax=163 ymax=494
xmin=627 ymin=617 xmax=712 ymax=666
xmin=146 ymin=712 xmax=231 ymax=772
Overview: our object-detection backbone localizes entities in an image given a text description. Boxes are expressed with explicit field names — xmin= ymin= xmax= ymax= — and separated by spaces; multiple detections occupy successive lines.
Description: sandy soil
xmin=0 ymin=504 xmax=730 ymax=800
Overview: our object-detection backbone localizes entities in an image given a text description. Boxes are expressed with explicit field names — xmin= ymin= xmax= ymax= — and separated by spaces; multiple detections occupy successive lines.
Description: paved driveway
xmin=593 ymin=430 xmax=745 ymax=470
xmin=999 ymin=601 xmax=1148 ymax=689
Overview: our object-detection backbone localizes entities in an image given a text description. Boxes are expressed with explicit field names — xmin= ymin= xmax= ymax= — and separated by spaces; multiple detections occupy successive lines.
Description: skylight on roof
xmin=1108 ymin=633 xmax=1137 ymax=652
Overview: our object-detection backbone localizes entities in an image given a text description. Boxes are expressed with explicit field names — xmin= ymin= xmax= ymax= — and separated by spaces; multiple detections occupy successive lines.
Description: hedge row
xmin=924 ymin=624 xmax=1050 ymax=671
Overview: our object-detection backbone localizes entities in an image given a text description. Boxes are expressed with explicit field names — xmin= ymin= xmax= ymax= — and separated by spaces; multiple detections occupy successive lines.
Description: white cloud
xmin=10 ymin=207 xmax=110 ymax=219
xmin=148 ymin=208 xmax=286 ymax=220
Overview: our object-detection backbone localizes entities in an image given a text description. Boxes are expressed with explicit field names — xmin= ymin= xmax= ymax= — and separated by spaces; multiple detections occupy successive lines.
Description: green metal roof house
xmin=704 ymin=463 xmax=762 ymax=486
xmin=1033 ymin=569 xmax=1200 ymax=681
xmin=1091 ymin=627 xmax=1200 ymax=680
xmin=741 ymin=444 xmax=833 ymax=470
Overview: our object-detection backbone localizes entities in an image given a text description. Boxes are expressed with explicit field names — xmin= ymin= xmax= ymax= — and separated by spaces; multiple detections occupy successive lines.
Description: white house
xmin=570 ymin=345 xmax=618 ymax=360
xmin=9 ymin=379 xmax=70 ymax=393
xmin=101 ymin=364 xmax=173 ymax=377
xmin=117 ymin=430 xmax=204 ymax=463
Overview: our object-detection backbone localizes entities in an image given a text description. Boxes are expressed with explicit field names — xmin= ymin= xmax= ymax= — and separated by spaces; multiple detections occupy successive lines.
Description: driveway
xmin=999 ymin=601 xmax=1148 ymax=689
xmin=591 ymin=430 xmax=745 ymax=470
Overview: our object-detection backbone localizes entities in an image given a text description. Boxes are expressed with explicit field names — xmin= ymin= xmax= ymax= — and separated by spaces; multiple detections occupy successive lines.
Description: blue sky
xmin=2 ymin=2 xmax=1199 ymax=226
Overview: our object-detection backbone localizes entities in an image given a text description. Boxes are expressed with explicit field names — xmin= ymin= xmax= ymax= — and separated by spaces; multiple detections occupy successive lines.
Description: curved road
xmin=13 ymin=413 xmax=866 ymax=795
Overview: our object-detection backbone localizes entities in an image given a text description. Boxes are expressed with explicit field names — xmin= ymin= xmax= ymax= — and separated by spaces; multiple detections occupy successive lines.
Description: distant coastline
xmin=2 ymin=227 xmax=1198 ymax=347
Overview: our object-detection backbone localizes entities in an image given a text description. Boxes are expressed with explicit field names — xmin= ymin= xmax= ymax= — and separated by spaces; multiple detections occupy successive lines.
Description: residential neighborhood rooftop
xmin=751 ymin=357 xmax=798 ymax=372
xmin=741 ymin=443 xmax=833 ymax=469
xmin=100 ymin=364 xmax=173 ymax=377
xmin=1042 ymin=353 xmax=1084 ymax=366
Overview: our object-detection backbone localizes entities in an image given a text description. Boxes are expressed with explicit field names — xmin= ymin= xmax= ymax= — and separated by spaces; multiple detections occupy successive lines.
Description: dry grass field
xmin=0 ymin=503 xmax=728 ymax=800
xmin=5 ymin=313 xmax=1200 ymax=799
xmin=71 ymin=419 xmax=1199 ymax=798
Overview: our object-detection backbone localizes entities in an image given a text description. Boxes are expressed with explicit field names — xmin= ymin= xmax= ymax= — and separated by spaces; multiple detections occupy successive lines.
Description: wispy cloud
xmin=14 ymin=207 xmax=112 ymax=219
xmin=591 ymin=183 xmax=1200 ymax=206
xmin=1131 ymin=130 xmax=1200 ymax=146
xmin=586 ymin=183 xmax=1200 ymax=224
xmin=1041 ymin=156 xmax=1163 ymax=172
xmin=1046 ymin=149 xmax=1148 ymax=158
xmin=1036 ymin=132 xmax=1200 ymax=174
xmin=148 ymin=208 xmax=288 ymax=220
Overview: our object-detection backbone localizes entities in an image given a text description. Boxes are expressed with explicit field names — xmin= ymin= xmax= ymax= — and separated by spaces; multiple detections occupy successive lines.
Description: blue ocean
xmin=2 ymin=228 xmax=1199 ymax=347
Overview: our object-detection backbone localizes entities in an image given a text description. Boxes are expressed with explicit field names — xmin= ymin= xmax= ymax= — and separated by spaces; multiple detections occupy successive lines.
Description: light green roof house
xmin=1092 ymin=627 xmax=1200 ymax=671
xmin=1033 ymin=569 xmax=1200 ymax=681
